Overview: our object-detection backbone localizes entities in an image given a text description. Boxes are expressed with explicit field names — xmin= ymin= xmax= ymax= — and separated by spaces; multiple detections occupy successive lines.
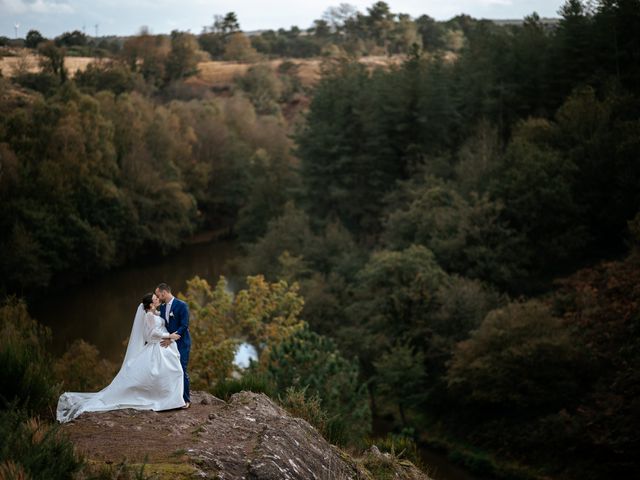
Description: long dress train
xmin=56 ymin=305 xmax=185 ymax=423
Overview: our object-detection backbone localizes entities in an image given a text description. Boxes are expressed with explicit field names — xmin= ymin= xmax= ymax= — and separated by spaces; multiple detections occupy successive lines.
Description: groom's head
xmin=155 ymin=283 xmax=173 ymax=303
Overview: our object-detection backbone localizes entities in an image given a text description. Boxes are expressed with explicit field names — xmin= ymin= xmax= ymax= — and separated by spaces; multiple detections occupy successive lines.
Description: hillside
xmin=0 ymin=53 xmax=404 ymax=89
xmin=62 ymin=390 xmax=432 ymax=480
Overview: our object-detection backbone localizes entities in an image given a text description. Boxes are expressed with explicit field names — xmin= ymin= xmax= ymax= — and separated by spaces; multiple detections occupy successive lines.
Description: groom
xmin=155 ymin=282 xmax=191 ymax=408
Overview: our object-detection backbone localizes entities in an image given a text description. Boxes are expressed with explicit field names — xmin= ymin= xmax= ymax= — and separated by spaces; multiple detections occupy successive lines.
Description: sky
xmin=0 ymin=1 xmax=564 ymax=38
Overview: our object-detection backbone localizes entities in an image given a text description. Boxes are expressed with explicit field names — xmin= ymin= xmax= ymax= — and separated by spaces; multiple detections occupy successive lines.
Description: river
xmin=32 ymin=235 xmax=238 ymax=361
xmin=31 ymin=234 xmax=480 ymax=480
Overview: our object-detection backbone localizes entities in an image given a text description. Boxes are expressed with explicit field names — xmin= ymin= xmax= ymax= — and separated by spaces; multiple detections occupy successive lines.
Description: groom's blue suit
xmin=160 ymin=297 xmax=191 ymax=403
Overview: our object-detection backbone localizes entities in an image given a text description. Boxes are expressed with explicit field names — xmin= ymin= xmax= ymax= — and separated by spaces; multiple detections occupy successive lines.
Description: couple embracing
xmin=57 ymin=283 xmax=192 ymax=423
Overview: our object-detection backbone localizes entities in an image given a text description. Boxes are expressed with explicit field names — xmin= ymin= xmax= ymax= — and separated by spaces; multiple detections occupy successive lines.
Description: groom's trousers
xmin=178 ymin=346 xmax=190 ymax=403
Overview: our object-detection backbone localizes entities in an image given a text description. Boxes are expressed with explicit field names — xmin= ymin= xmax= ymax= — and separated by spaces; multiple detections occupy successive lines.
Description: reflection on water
xmin=32 ymin=239 xmax=237 ymax=361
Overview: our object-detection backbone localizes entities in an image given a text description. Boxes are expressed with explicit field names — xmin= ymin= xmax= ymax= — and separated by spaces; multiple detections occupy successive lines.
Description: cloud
xmin=1 ymin=0 xmax=74 ymax=14
xmin=475 ymin=0 xmax=513 ymax=5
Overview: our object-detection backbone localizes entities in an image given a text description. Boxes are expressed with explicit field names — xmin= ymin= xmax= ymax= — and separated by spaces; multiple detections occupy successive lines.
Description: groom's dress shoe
xmin=182 ymin=402 xmax=191 ymax=409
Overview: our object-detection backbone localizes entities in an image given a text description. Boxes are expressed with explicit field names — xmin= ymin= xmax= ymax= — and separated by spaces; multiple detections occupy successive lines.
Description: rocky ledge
xmin=62 ymin=390 xmax=431 ymax=479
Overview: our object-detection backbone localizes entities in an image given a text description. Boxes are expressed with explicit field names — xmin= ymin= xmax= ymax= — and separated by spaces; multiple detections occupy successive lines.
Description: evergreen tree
xmin=262 ymin=324 xmax=372 ymax=446
xmin=547 ymin=0 xmax=596 ymax=107
xmin=373 ymin=341 xmax=427 ymax=426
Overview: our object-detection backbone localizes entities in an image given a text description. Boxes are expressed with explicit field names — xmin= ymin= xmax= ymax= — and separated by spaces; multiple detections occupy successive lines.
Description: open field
xmin=0 ymin=52 xmax=404 ymax=88
xmin=192 ymin=55 xmax=404 ymax=87
xmin=0 ymin=54 xmax=94 ymax=77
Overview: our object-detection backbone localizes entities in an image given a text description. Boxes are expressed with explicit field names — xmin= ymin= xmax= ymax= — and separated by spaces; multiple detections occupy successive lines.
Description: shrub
xmin=54 ymin=339 xmax=118 ymax=392
xmin=277 ymin=385 xmax=330 ymax=441
xmin=74 ymin=61 xmax=138 ymax=94
xmin=367 ymin=429 xmax=424 ymax=469
xmin=0 ymin=298 xmax=58 ymax=415
xmin=0 ymin=409 xmax=81 ymax=479
xmin=211 ymin=370 xmax=276 ymax=401
xmin=13 ymin=71 xmax=60 ymax=95
xmin=446 ymin=299 xmax=589 ymax=412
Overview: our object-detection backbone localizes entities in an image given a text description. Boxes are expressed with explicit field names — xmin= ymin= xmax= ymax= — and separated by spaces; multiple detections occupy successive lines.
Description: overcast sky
xmin=1 ymin=1 xmax=564 ymax=38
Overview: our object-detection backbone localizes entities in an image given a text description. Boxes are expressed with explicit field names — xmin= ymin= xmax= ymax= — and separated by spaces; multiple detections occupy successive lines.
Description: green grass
xmin=79 ymin=458 xmax=199 ymax=480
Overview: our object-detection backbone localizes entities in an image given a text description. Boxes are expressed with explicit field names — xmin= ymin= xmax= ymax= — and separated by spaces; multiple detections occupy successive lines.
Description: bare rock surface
xmin=62 ymin=390 xmax=431 ymax=479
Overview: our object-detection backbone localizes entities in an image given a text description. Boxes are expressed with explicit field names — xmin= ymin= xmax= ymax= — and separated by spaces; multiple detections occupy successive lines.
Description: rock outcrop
xmin=62 ymin=390 xmax=431 ymax=479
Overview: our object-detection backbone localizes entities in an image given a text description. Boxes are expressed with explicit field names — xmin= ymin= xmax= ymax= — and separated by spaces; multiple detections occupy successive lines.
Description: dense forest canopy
xmin=1 ymin=1 xmax=639 ymax=479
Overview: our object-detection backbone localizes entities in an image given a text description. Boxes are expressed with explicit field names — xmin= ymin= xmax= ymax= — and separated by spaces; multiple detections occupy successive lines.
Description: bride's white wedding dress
xmin=56 ymin=305 xmax=185 ymax=423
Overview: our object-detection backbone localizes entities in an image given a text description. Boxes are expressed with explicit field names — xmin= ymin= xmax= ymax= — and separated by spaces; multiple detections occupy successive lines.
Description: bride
xmin=56 ymin=293 xmax=186 ymax=423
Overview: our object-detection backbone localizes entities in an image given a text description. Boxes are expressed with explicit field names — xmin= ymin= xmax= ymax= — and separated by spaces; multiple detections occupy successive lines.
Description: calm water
xmin=32 ymin=237 xmax=238 ymax=361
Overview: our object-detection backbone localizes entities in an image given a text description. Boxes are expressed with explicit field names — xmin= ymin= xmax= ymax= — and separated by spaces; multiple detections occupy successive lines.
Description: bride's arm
xmin=143 ymin=312 xmax=174 ymax=342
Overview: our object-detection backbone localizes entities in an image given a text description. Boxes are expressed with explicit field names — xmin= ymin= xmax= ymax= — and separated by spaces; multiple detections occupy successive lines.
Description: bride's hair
xmin=142 ymin=293 xmax=154 ymax=311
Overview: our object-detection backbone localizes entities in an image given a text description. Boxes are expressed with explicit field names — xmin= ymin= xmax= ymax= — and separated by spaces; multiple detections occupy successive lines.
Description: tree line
xmin=5 ymin=2 xmax=554 ymax=63
xmin=0 ymin=50 xmax=299 ymax=295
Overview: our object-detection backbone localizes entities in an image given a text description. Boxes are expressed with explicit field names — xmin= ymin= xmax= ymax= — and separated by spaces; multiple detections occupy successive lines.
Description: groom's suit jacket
xmin=160 ymin=297 xmax=191 ymax=353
